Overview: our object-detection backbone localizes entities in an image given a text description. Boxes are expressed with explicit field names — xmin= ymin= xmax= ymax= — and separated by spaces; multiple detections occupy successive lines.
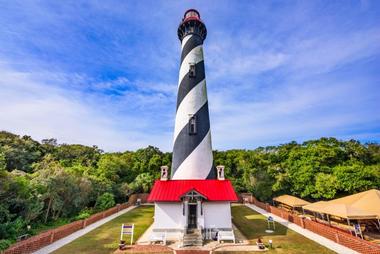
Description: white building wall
xmin=203 ymin=202 xmax=232 ymax=229
xmin=153 ymin=203 xmax=186 ymax=229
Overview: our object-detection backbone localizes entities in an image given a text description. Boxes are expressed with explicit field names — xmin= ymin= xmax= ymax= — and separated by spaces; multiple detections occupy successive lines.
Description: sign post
xmin=120 ymin=223 xmax=135 ymax=245
xmin=266 ymin=216 xmax=275 ymax=233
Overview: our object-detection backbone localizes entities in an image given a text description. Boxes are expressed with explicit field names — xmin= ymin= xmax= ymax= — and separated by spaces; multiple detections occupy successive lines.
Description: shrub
xmin=75 ymin=208 xmax=93 ymax=220
xmin=95 ymin=193 xmax=115 ymax=211
xmin=0 ymin=239 xmax=12 ymax=251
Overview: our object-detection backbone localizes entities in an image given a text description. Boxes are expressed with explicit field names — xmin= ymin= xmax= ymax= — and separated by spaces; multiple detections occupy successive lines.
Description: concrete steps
xmin=183 ymin=229 xmax=203 ymax=246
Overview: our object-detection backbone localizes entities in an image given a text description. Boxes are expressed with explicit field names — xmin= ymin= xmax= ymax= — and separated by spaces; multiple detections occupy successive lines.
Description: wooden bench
xmin=16 ymin=234 xmax=29 ymax=242
xmin=256 ymin=241 xmax=265 ymax=250
xmin=217 ymin=230 xmax=235 ymax=243
xmin=150 ymin=231 xmax=167 ymax=245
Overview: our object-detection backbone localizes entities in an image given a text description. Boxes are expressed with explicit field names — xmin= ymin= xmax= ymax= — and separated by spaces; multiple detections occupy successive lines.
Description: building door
xmin=188 ymin=204 xmax=197 ymax=229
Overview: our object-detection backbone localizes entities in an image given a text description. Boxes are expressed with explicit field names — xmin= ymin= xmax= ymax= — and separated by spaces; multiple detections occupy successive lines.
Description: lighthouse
xmin=172 ymin=9 xmax=215 ymax=180
xmin=148 ymin=10 xmax=237 ymax=245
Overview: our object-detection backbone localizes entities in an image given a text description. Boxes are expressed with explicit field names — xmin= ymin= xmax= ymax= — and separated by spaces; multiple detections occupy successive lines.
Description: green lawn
xmin=51 ymin=204 xmax=335 ymax=254
xmin=231 ymin=204 xmax=335 ymax=254
xmin=53 ymin=205 xmax=155 ymax=254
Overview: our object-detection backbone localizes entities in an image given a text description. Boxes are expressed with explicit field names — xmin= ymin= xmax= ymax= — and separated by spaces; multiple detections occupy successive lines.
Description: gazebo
xmin=273 ymin=194 xmax=310 ymax=213
xmin=303 ymin=189 xmax=380 ymax=233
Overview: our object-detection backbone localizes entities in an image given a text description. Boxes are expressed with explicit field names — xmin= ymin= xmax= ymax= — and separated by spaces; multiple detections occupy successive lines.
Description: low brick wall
xmin=53 ymin=220 xmax=83 ymax=242
xmin=4 ymin=202 xmax=132 ymax=254
xmin=247 ymin=196 xmax=380 ymax=254
xmin=128 ymin=193 xmax=150 ymax=205
xmin=85 ymin=212 xmax=104 ymax=227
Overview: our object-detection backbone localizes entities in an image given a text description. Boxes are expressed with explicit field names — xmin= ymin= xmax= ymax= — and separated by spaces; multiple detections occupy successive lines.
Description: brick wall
xmin=4 ymin=202 xmax=133 ymax=254
xmin=128 ymin=193 xmax=150 ymax=205
xmin=119 ymin=203 xmax=129 ymax=210
xmin=246 ymin=196 xmax=380 ymax=254
xmin=85 ymin=212 xmax=104 ymax=226
xmin=103 ymin=206 xmax=119 ymax=218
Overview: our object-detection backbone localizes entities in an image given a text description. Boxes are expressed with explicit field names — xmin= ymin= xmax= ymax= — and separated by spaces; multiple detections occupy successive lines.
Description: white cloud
xmin=209 ymin=76 xmax=380 ymax=149
xmin=0 ymin=62 xmax=173 ymax=151
xmin=287 ymin=28 xmax=380 ymax=76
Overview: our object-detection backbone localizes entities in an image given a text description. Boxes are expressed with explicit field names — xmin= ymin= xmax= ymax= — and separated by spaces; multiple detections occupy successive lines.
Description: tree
xmin=333 ymin=163 xmax=380 ymax=194
xmin=313 ymin=173 xmax=338 ymax=199
xmin=0 ymin=151 xmax=6 ymax=171
xmin=32 ymin=155 xmax=93 ymax=221
xmin=129 ymin=173 xmax=155 ymax=193
xmin=54 ymin=144 xmax=102 ymax=167
xmin=0 ymin=131 xmax=44 ymax=172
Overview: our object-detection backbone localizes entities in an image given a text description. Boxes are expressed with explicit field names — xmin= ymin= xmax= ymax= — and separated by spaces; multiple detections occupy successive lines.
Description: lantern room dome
xmin=178 ymin=9 xmax=207 ymax=42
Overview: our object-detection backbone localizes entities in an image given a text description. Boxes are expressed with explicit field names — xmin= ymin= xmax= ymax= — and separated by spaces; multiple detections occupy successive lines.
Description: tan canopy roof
xmin=303 ymin=201 xmax=328 ymax=211
xmin=273 ymin=194 xmax=310 ymax=208
xmin=303 ymin=189 xmax=380 ymax=220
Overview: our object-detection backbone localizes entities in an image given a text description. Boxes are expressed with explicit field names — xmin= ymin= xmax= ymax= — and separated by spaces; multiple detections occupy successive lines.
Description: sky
xmin=0 ymin=0 xmax=379 ymax=152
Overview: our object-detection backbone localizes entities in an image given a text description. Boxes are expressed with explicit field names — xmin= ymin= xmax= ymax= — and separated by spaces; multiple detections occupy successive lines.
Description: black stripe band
xmin=181 ymin=35 xmax=203 ymax=65
xmin=176 ymin=61 xmax=205 ymax=110
xmin=171 ymin=102 xmax=210 ymax=175
xmin=206 ymin=164 xmax=216 ymax=179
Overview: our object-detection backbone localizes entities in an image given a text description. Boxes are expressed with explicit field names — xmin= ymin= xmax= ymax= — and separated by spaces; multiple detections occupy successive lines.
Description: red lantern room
xmin=178 ymin=9 xmax=207 ymax=42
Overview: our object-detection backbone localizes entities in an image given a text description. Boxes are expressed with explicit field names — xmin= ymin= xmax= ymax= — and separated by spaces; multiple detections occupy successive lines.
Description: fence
xmin=3 ymin=193 xmax=149 ymax=254
xmin=244 ymin=195 xmax=380 ymax=254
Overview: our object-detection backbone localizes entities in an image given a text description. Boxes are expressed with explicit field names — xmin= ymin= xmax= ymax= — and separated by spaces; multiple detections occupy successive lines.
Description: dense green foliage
xmin=0 ymin=131 xmax=379 ymax=250
xmin=215 ymin=138 xmax=380 ymax=201
xmin=0 ymin=131 xmax=170 ymax=249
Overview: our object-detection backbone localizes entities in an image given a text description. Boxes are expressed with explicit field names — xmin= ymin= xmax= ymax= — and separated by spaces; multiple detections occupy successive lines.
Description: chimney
xmin=216 ymin=165 xmax=225 ymax=180
xmin=160 ymin=166 xmax=169 ymax=181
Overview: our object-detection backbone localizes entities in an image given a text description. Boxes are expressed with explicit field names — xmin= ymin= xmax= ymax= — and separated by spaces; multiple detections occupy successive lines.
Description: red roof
xmin=148 ymin=179 xmax=238 ymax=202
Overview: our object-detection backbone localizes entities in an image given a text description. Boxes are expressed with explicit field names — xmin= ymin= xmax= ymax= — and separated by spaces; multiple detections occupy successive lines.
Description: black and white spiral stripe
xmin=171 ymin=34 xmax=215 ymax=180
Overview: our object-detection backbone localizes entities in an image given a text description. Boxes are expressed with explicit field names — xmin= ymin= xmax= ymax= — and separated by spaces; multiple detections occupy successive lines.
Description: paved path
xmin=245 ymin=204 xmax=358 ymax=254
xmin=33 ymin=206 xmax=136 ymax=254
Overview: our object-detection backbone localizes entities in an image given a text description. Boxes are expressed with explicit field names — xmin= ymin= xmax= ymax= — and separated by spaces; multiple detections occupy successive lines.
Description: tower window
xmin=189 ymin=115 xmax=197 ymax=135
xmin=189 ymin=63 xmax=196 ymax=78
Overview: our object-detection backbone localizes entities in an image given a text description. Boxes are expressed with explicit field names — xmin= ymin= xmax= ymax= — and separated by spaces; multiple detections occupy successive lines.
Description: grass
xmin=231 ymin=204 xmax=335 ymax=254
xmin=53 ymin=205 xmax=155 ymax=254
xmin=51 ymin=204 xmax=335 ymax=254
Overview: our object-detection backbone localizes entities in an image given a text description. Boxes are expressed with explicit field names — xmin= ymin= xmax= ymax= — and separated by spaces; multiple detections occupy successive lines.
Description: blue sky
xmin=0 ymin=0 xmax=379 ymax=151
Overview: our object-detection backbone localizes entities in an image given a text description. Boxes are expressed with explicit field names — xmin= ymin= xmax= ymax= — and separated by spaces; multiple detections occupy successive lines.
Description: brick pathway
xmin=114 ymin=244 xmax=173 ymax=253
xmin=175 ymin=250 xmax=209 ymax=254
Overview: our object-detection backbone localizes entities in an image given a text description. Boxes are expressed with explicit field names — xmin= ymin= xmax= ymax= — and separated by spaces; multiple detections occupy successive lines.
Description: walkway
xmin=245 ymin=204 xmax=358 ymax=254
xmin=33 ymin=206 xmax=136 ymax=254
